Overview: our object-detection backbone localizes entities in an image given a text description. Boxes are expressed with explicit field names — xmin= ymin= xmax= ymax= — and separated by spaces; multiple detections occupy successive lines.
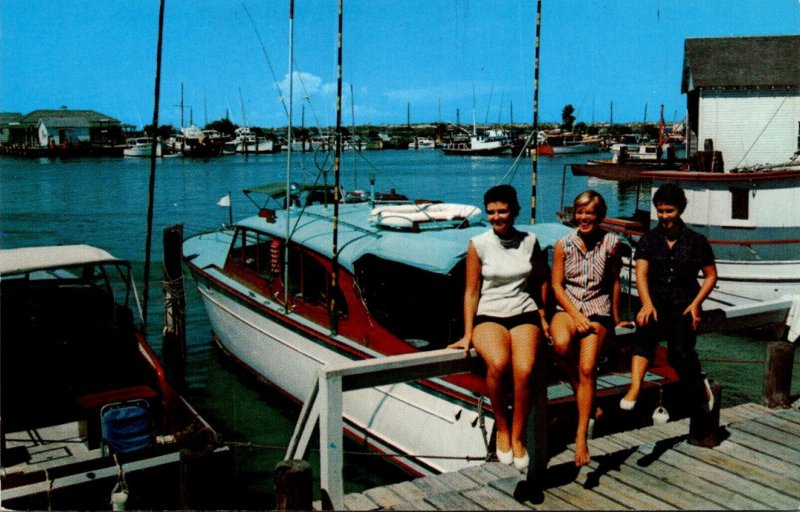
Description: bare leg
xmin=472 ymin=323 xmax=513 ymax=453
xmin=574 ymin=323 xmax=606 ymax=467
xmin=621 ymin=354 xmax=649 ymax=403
xmin=550 ymin=312 xmax=578 ymax=391
xmin=508 ymin=323 xmax=540 ymax=458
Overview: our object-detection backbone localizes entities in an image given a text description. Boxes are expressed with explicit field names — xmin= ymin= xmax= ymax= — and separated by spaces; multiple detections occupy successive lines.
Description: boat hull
xmin=189 ymin=268 xmax=490 ymax=476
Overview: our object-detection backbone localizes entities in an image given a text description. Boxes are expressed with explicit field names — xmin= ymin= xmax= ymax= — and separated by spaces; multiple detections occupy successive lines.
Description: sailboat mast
xmin=284 ymin=0 xmax=294 ymax=312
xmin=530 ymin=0 xmax=542 ymax=223
xmin=142 ymin=0 xmax=166 ymax=330
xmin=330 ymin=0 xmax=344 ymax=335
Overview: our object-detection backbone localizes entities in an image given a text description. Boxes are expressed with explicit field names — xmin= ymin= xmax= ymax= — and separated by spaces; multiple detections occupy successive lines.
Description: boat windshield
xmin=354 ymin=255 xmax=465 ymax=350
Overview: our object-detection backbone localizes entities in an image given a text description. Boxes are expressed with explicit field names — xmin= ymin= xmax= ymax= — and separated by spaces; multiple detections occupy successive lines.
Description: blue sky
xmin=2 ymin=1 xmax=798 ymax=130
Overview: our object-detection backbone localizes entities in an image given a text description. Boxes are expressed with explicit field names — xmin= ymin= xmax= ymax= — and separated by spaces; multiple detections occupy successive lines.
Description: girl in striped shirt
xmin=550 ymin=190 xmax=624 ymax=466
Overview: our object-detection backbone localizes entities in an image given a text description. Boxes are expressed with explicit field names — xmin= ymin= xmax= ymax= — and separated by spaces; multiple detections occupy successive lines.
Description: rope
xmin=221 ymin=440 xmax=489 ymax=463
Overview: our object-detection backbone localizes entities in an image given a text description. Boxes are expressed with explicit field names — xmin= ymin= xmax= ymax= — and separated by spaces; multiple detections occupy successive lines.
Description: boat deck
xmin=330 ymin=402 xmax=800 ymax=510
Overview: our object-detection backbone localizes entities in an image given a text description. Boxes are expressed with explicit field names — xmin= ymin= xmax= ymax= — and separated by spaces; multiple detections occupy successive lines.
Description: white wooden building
xmin=681 ymin=35 xmax=800 ymax=171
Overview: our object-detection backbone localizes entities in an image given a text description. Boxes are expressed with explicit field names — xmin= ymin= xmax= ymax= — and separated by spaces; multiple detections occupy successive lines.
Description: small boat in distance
xmin=0 ymin=244 xmax=227 ymax=510
xmin=408 ymin=137 xmax=436 ymax=150
xmin=442 ymin=128 xmax=512 ymax=156
xmin=123 ymin=137 xmax=162 ymax=158
xmin=539 ymin=131 xmax=603 ymax=155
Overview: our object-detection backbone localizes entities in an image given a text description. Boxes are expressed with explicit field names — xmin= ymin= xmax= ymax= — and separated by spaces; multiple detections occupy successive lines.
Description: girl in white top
xmin=449 ymin=185 xmax=549 ymax=472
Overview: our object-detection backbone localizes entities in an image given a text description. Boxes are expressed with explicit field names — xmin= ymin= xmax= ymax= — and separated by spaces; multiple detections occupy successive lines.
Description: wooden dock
xmin=330 ymin=403 xmax=800 ymax=510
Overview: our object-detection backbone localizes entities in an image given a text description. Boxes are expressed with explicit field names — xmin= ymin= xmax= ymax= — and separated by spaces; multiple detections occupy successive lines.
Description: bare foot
xmin=511 ymin=440 xmax=527 ymax=459
xmin=574 ymin=437 xmax=590 ymax=467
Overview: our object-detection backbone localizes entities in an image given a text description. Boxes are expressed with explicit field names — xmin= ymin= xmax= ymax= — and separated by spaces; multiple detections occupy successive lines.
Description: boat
xmin=442 ymin=129 xmax=512 ymax=156
xmin=408 ymin=137 xmax=436 ymax=150
xmin=0 ymin=244 xmax=227 ymax=510
xmin=123 ymin=137 xmax=162 ymax=158
xmin=182 ymin=182 xmax=689 ymax=477
xmin=228 ymin=126 xmax=275 ymax=154
xmin=166 ymin=125 xmax=224 ymax=157
xmin=539 ymin=131 xmax=603 ymax=155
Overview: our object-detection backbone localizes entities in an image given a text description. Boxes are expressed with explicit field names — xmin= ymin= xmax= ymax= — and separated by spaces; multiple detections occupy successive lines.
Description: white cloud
xmin=278 ymin=71 xmax=323 ymax=99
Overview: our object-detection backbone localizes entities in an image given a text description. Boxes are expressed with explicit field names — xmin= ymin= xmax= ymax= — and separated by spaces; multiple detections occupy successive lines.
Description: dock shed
xmin=681 ymin=35 xmax=800 ymax=171
xmin=4 ymin=109 xmax=124 ymax=148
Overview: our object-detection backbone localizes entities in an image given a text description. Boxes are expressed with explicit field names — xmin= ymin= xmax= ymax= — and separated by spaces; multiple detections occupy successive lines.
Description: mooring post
xmin=763 ymin=340 xmax=796 ymax=408
xmin=162 ymin=224 xmax=186 ymax=388
xmin=526 ymin=344 xmax=548 ymax=488
xmin=688 ymin=381 xmax=721 ymax=447
xmin=275 ymin=459 xmax=313 ymax=511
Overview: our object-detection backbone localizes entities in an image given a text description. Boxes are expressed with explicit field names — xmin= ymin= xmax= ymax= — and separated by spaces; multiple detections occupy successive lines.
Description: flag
xmin=217 ymin=194 xmax=231 ymax=208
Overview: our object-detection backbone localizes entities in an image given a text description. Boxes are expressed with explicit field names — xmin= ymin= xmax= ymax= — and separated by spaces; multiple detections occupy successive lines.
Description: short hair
xmin=484 ymin=184 xmax=521 ymax=218
xmin=573 ymin=190 xmax=607 ymax=220
xmin=652 ymin=182 xmax=687 ymax=212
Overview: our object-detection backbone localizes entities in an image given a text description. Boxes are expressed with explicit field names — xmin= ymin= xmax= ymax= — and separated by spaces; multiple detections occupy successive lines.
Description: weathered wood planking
xmin=336 ymin=405 xmax=800 ymax=510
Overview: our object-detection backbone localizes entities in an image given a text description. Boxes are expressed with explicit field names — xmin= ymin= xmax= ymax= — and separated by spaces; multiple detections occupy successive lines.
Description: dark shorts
xmin=474 ymin=311 xmax=542 ymax=330
xmin=588 ymin=314 xmax=615 ymax=334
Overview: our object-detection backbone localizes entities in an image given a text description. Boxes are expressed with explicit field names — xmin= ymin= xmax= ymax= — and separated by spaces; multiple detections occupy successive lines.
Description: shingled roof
xmin=12 ymin=109 xmax=121 ymax=128
xmin=681 ymin=35 xmax=800 ymax=93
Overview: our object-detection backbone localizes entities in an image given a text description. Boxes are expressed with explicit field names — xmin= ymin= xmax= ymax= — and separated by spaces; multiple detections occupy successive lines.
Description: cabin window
xmin=730 ymin=188 xmax=749 ymax=220
xmin=354 ymin=256 xmax=464 ymax=349
xmin=287 ymin=248 xmax=347 ymax=316
xmin=229 ymin=228 xmax=271 ymax=276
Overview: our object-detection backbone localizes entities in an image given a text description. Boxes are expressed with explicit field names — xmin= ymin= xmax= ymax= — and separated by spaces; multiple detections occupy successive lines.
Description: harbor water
xmin=1 ymin=150 xmax=796 ymax=507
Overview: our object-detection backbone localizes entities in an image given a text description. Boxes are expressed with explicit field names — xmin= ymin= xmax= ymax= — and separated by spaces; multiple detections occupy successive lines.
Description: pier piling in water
xmin=275 ymin=459 xmax=313 ymax=511
xmin=162 ymin=224 xmax=186 ymax=388
xmin=763 ymin=340 xmax=796 ymax=408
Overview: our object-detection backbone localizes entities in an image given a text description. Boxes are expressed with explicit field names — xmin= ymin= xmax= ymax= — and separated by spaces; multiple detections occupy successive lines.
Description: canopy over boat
xmin=0 ymin=244 xmax=121 ymax=275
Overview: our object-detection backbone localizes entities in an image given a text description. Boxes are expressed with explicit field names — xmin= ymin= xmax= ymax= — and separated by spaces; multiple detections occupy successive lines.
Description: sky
xmin=1 ymin=1 xmax=798 ymax=130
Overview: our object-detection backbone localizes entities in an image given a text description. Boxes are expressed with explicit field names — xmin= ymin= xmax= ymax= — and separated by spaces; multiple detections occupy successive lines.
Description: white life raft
xmin=370 ymin=203 xmax=483 ymax=230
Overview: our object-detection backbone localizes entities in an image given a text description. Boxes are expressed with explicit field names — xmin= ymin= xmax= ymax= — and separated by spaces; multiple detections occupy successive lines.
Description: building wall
xmin=697 ymin=89 xmax=800 ymax=170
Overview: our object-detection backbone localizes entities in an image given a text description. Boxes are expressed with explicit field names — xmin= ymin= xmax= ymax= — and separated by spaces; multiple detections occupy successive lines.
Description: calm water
xmin=1 ymin=149 xmax=795 ymax=506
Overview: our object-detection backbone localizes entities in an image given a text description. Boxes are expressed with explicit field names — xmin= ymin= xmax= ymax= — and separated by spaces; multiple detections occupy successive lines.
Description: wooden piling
xmin=525 ymin=343 xmax=548 ymax=489
xmin=162 ymin=224 xmax=186 ymax=388
xmin=763 ymin=340 xmax=796 ymax=408
xmin=275 ymin=459 xmax=313 ymax=511
xmin=688 ymin=381 xmax=721 ymax=447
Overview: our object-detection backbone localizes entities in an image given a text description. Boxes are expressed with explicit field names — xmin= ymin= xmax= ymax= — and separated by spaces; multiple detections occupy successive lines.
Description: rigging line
xmin=242 ymin=2 xmax=290 ymax=120
xmin=499 ymin=130 xmax=535 ymax=184
xmin=221 ymin=440 xmax=488 ymax=461
xmin=734 ymin=95 xmax=788 ymax=169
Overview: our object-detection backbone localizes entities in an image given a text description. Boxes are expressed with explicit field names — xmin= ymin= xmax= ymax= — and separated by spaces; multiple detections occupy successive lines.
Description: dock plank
xmin=715 ymin=439 xmax=800 ymax=483
xmin=725 ymin=427 xmax=800 ymax=465
xmin=631 ymin=448 xmax=769 ymax=510
xmin=423 ymin=489 xmax=483 ymax=510
xmin=384 ymin=480 xmax=430 ymax=503
xmin=730 ymin=418 xmax=800 ymax=452
xmin=608 ymin=458 xmax=721 ymax=510
xmin=546 ymin=480 xmax=629 ymax=510
xmin=675 ymin=441 xmax=800 ymax=497
xmin=342 ymin=492 xmax=378 ymax=511
xmin=462 ymin=484 xmax=533 ymax=510
xmin=580 ymin=466 xmax=676 ymax=511
xmin=654 ymin=443 xmax=799 ymax=509
xmin=752 ymin=409 xmax=800 ymax=436
xmin=362 ymin=486 xmax=409 ymax=509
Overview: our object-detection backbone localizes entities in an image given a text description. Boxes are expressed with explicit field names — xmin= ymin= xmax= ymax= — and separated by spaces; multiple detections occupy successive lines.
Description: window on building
xmin=730 ymin=188 xmax=749 ymax=220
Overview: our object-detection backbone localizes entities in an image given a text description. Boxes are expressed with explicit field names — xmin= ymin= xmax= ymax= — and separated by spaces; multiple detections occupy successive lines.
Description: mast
xmin=283 ymin=0 xmax=294 ymax=311
xmin=530 ymin=0 xmax=542 ymax=223
xmin=329 ymin=0 xmax=344 ymax=335
xmin=142 ymin=0 xmax=166 ymax=330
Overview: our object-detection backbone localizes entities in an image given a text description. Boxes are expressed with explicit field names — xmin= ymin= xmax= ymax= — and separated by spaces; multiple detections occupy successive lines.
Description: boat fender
xmin=270 ymin=240 xmax=282 ymax=274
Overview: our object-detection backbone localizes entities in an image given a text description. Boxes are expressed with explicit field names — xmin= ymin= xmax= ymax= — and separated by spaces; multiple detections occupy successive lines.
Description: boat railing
xmin=285 ymin=348 xmax=485 ymax=510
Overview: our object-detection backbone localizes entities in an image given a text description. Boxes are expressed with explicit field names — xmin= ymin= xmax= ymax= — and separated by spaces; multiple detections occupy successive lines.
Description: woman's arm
xmin=531 ymin=240 xmax=551 ymax=334
xmin=683 ymin=263 xmax=717 ymax=330
xmin=449 ymin=242 xmax=481 ymax=351
xmin=635 ymin=258 xmax=657 ymax=326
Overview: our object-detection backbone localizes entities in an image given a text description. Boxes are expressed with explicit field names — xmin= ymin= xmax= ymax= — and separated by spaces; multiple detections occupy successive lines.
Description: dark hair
xmin=484 ymin=184 xmax=521 ymax=217
xmin=652 ymin=183 xmax=687 ymax=212
xmin=573 ymin=190 xmax=607 ymax=220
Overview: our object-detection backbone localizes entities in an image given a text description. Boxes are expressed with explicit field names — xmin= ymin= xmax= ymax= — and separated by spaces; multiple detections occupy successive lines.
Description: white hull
xmin=194 ymin=278 xmax=490 ymax=475
xmin=124 ymin=141 xmax=162 ymax=157
xmin=235 ymin=140 xmax=274 ymax=153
